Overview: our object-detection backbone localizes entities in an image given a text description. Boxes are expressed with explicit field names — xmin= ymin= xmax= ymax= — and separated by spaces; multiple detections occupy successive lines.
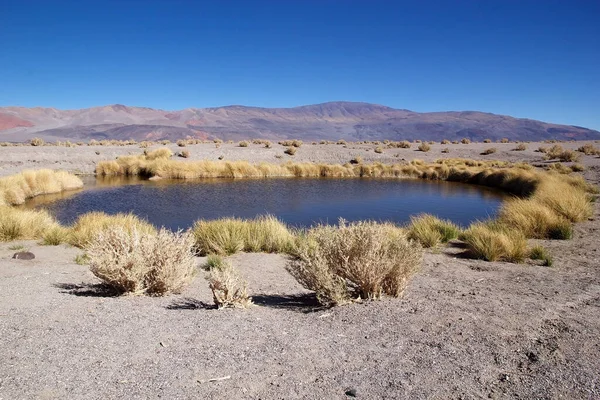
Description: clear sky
xmin=1 ymin=0 xmax=599 ymax=129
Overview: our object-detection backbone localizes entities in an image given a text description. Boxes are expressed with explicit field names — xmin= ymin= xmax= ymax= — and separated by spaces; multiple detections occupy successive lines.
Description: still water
xmin=25 ymin=176 xmax=507 ymax=229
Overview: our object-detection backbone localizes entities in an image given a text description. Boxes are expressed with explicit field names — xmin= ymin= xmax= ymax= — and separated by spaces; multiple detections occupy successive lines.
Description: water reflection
xmin=24 ymin=176 xmax=507 ymax=230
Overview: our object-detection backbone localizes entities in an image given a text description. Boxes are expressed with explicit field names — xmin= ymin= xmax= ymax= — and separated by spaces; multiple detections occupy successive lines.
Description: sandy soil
xmin=1 ymin=141 xmax=600 ymax=399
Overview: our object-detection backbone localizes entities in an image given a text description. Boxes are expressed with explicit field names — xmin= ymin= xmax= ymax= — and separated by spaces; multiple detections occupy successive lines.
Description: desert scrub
xmin=86 ymin=227 xmax=196 ymax=295
xmin=287 ymin=220 xmax=423 ymax=306
xmin=441 ymin=139 xmax=450 ymax=144
xmin=544 ymin=145 xmax=580 ymax=162
xmin=481 ymin=147 xmax=497 ymax=155
xmin=41 ymin=226 xmax=70 ymax=245
xmin=407 ymin=214 xmax=461 ymax=248
xmin=204 ymin=254 xmax=226 ymax=270
xmin=500 ymin=138 xmax=510 ymax=143
xmin=529 ymin=245 xmax=553 ymax=266
xmin=284 ymin=147 xmax=297 ymax=156
xmin=498 ymin=198 xmax=573 ymax=239
xmin=176 ymin=140 xmax=186 ymax=147
xmin=30 ymin=137 xmax=45 ymax=146
xmin=238 ymin=141 xmax=249 ymax=147
xmin=441 ymin=148 xmax=450 ymax=153
xmin=374 ymin=146 xmax=384 ymax=154
xmin=279 ymin=140 xmax=303 ymax=147
xmin=0 ymin=207 xmax=60 ymax=242
xmin=350 ymin=156 xmax=363 ymax=164
xmin=513 ymin=143 xmax=527 ymax=151
xmin=179 ymin=150 xmax=190 ymax=158
xmin=206 ymin=260 xmax=252 ymax=308
xmin=0 ymin=169 xmax=83 ymax=206
xmin=192 ymin=215 xmax=294 ymax=256
xmin=461 ymin=138 xmax=471 ymax=144
xmin=69 ymin=212 xmax=157 ymax=248
xmin=145 ymin=148 xmax=173 ymax=160
xmin=417 ymin=143 xmax=431 ymax=152
xmin=461 ymin=222 xmax=527 ymax=262
xmin=577 ymin=143 xmax=599 ymax=155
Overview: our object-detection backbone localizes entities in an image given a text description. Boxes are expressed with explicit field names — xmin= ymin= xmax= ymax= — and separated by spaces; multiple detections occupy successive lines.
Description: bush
xmin=500 ymin=138 xmax=509 ymax=143
xmin=176 ymin=140 xmax=186 ymax=147
xmin=239 ymin=141 xmax=249 ymax=147
xmin=374 ymin=146 xmax=384 ymax=154
xmin=481 ymin=147 xmax=497 ymax=155
xmin=513 ymin=143 xmax=527 ymax=151
xmin=441 ymin=139 xmax=450 ymax=144
xmin=287 ymin=220 xmax=423 ymax=306
xmin=408 ymin=214 xmax=460 ymax=247
xmin=86 ymin=227 xmax=196 ymax=295
xmin=483 ymin=139 xmax=491 ymax=143
xmin=179 ymin=150 xmax=190 ymax=158
xmin=461 ymin=138 xmax=471 ymax=144
xmin=577 ymin=143 xmax=599 ymax=155
xmin=418 ymin=143 xmax=431 ymax=152
xmin=284 ymin=147 xmax=297 ymax=156
xmin=461 ymin=222 xmax=527 ymax=262
xmin=206 ymin=260 xmax=252 ymax=309
xmin=441 ymin=148 xmax=450 ymax=153
xmin=41 ymin=226 xmax=70 ymax=245
xmin=30 ymin=137 xmax=45 ymax=146
xmin=498 ymin=198 xmax=573 ymax=239
xmin=350 ymin=156 xmax=363 ymax=164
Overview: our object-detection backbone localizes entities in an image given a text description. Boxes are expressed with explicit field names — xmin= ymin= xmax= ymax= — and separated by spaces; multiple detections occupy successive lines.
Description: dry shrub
xmin=577 ymin=143 xmax=599 ymax=155
xmin=461 ymin=138 xmax=471 ymax=144
xmin=408 ymin=214 xmax=461 ymax=247
xmin=481 ymin=147 xmax=497 ymax=155
xmin=441 ymin=139 xmax=450 ymax=144
xmin=0 ymin=207 xmax=59 ymax=242
xmin=533 ymin=176 xmax=593 ymax=222
xmin=483 ymin=139 xmax=491 ymax=143
xmin=441 ymin=148 xmax=450 ymax=153
xmin=287 ymin=220 xmax=423 ymax=306
xmin=387 ymin=141 xmax=411 ymax=148
xmin=570 ymin=163 xmax=585 ymax=172
xmin=284 ymin=147 xmax=297 ymax=156
xmin=41 ymin=225 xmax=70 ymax=245
xmin=529 ymin=246 xmax=553 ymax=266
xmin=461 ymin=222 xmax=527 ymax=262
xmin=374 ymin=146 xmax=384 ymax=154
xmin=418 ymin=143 xmax=431 ymax=152
xmin=206 ymin=260 xmax=252 ymax=309
xmin=30 ymin=137 xmax=45 ymax=146
xmin=0 ymin=169 xmax=83 ymax=206
xmin=145 ymin=148 xmax=173 ymax=160
xmin=179 ymin=150 xmax=190 ymax=158
xmin=86 ymin=227 xmax=196 ymax=295
xmin=513 ymin=143 xmax=527 ymax=151
xmin=239 ymin=141 xmax=249 ymax=147
xmin=350 ymin=156 xmax=363 ymax=164
xmin=176 ymin=140 xmax=186 ymax=147
xmin=70 ymin=212 xmax=157 ymax=248
xmin=279 ymin=140 xmax=303 ymax=147
xmin=193 ymin=215 xmax=294 ymax=255
xmin=500 ymin=138 xmax=509 ymax=143
xmin=544 ymin=145 xmax=580 ymax=162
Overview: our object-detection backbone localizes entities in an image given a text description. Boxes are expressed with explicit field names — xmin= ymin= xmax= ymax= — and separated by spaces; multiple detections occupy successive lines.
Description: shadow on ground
xmin=251 ymin=293 xmax=325 ymax=313
xmin=54 ymin=282 xmax=122 ymax=297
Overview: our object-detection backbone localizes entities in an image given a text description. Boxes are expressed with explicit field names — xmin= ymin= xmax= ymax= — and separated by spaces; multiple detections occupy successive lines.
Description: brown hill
xmin=0 ymin=102 xmax=598 ymax=142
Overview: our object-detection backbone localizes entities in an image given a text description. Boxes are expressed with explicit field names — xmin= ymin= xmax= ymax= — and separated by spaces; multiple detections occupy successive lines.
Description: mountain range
xmin=1 ymin=102 xmax=598 ymax=142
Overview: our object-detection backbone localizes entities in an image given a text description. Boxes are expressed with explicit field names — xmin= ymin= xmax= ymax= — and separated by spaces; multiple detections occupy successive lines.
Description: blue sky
xmin=1 ymin=0 xmax=599 ymax=129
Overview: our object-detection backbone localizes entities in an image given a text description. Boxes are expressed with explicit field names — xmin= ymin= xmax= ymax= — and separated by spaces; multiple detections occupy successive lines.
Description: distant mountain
xmin=1 ymin=102 xmax=598 ymax=142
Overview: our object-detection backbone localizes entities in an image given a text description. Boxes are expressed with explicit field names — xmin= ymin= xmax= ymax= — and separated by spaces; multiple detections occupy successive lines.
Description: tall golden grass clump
xmin=86 ymin=226 xmax=196 ymax=295
xmin=287 ymin=220 xmax=423 ymax=306
xmin=0 ymin=169 xmax=83 ymax=206
xmin=498 ymin=199 xmax=572 ymax=239
xmin=532 ymin=175 xmax=593 ymax=223
xmin=192 ymin=215 xmax=294 ymax=256
xmin=408 ymin=214 xmax=461 ymax=248
xmin=69 ymin=212 xmax=157 ymax=248
xmin=461 ymin=222 xmax=527 ymax=262
xmin=206 ymin=260 xmax=252 ymax=309
xmin=0 ymin=207 xmax=60 ymax=242
xmin=145 ymin=147 xmax=173 ymax=160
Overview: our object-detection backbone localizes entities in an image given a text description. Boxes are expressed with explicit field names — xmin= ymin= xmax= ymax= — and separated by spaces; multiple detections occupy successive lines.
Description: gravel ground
xmin=1 ymin=141 xmax=600 ymax=399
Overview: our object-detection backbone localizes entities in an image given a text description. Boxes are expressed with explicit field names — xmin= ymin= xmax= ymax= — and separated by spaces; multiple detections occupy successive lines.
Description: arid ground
xmin=1 ymin=141 xmax=599 ymax=399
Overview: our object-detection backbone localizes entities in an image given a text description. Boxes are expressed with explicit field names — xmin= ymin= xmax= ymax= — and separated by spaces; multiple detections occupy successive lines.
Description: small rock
xmin=12 ymin=251 xmax=35 ymax=260
xmin=345 ymin=388 xmax=357 ymax=397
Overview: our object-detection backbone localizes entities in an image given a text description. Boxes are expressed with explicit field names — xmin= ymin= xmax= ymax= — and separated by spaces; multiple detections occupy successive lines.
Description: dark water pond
xmin=25 ymin=176 xmax=507 ymax=230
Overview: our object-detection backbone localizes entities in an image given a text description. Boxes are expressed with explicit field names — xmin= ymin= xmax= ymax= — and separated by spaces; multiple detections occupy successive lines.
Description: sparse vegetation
xmin=374 ymin=146 xmax=384 ymax=154
xmin=192 ymin=215 xmax=294 ymax=256
xmin=69 ymin=212 xmax=157 ymax=248
xmin=529 ymin=245 xmax=553 ymax=266
xmin=86 ymin=226 xmax=196 ymax=295
xmin=206 ymin=260 xmax=252 ymax=309
xmin=481 ymin=147 xmax=497 ymax=155
xmin=239 ymin=141 xmax=249 ymax=147
xmin=544 ymin=145 xmax=580 ymax=162
xmin=350 ymin=156 xmax=363 ymax=164
xmin=418 ymin=143 xmax=431 ymax=152
xmin=30 ymin=137 xmax=45 ymax=146
xmin=577 ymin=143 xmax=599 ymax=155
xmin=407 ymin=214 xmax=460 ymax=248
xmin=0 ymin=207 xmax=60 ymax=242
xmin=179 ymin=150 xmax=190 ymax=158
xmin=461 ymin=138 xmax=471 ymax=144
xmin=287 ymin=220 xmax=423 ymax=306
xmin=500 ymin=138 xmax=509 ymax=143
xmin=513 ymin=143 xmax=527 ymax=151
xmin=461 ymin=222 xmax=527 ymax=262
xmin=284 ymin=147 xmax=297 ymax=156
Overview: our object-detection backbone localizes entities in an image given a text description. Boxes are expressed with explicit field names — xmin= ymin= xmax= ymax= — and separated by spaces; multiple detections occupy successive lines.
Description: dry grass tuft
xmin=287 ymin=220 xmax=422 ymax=306
xmin=284 ymin=147 xmax=297 ymax=156
xmin=192 ymin=215 xmax=294 ymax=256
xmin=418 ymin=143 xmax=431 ymax=152
xmin=529 ymin=246 xmax=553 ymax=266
xmin=408 ymin=214 xmax=461 ymax=247
xmin=145 ymin=148 xmax=173 ymax=160
xmin=498 ymin=199 xmax=572 ymax=239
xmin=481 ymin=147 xmax=497 ymax=155
xmin=69 ymin=212 xmax=157 ymax=248
xmin=461 ymin=222 xmax=527 ymax=262
xmin=513 ymin=143 xmax=527 ymax=151
xmin=577 ymin=143 xmax=599 ymax=155
xmin=86 ymin=227 xmax=196 ymax=295
xmin=0 ymin=169 xmax=83 ymax=206
xmin=0 ymin=207 xmax=60 ymax=242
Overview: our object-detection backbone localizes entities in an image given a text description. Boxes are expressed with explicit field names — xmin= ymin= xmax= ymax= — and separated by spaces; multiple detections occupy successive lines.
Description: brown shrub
xmin=206 ymin=261 xmax=252 ymax=309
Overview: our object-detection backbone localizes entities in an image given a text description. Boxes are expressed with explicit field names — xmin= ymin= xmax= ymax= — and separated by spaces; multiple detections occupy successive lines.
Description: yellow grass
xmin=461 ymin=222 xmax=527 ymax=262
xmin=69 ymin=212 xmax=157 ymax=248
xmin=0 ymin=206 xmax=60 ymax=242
xmin=407 ymin=214 xmax=461 ymax=247
xmin=0 ymin=169 xmax=83 ymax=206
